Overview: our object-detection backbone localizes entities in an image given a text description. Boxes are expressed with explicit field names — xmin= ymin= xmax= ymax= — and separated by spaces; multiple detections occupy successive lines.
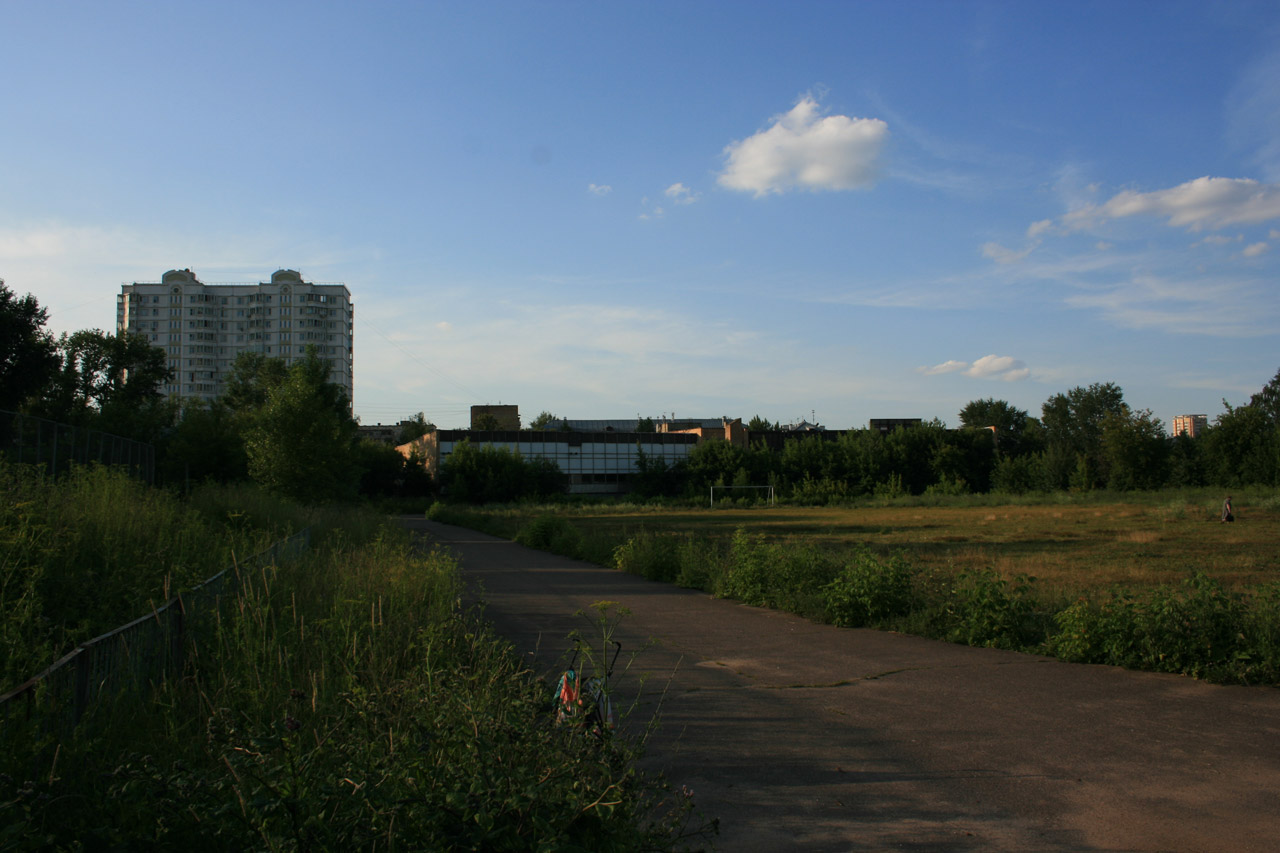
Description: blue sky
xmin=3 ymin=0 xmax=1279 ymax=429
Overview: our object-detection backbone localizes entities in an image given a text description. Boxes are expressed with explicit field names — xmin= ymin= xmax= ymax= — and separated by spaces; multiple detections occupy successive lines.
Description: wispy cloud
xmin=718 ymin=96 xmax=888 ymax=196
xmin=1062 ymin=177 xmax=1280 ymax=232
xmin=587 ymin=183 xmax=612 ymax=196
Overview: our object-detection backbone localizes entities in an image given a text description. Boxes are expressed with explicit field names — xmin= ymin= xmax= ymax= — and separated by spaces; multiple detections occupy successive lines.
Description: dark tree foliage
xmin=1204 ymin=402 xmax=1278 ymax=487
xmin=1248 ymin=368 xmax=1280 ymax=426
xmin=223 ymin=351 xmax=290 ymax=414
xmin=354 ymin=439 xmax=435 ymax=499
xmin=746 ymin=414 xmax=780 ymax=432
xmin=439 ymin=440 xmax=565 ymax=503
xmin=243 ymin=350 xmax=359 ymax=503
xmin=395 ymin=411 xmax=436 ymax=445
xmin=0 ymin=281 xmax=59 ymax=411
xmin=958 ymin=398 xmax=1038 ymax=458
xmin=160 ymin=400 xmax=249 ymax=487
xmin=1100 ymin=408 xmax=1169 ymax=491
xmin=635 ymin=416 xmax=656 ymax=433
xmin=527 ymin=411 xmax=559 ymax=430
xmin=32 ymin=329 xmax=174 ymax=441
xmin=1040 ymin=382 xmax=1127 ymax=490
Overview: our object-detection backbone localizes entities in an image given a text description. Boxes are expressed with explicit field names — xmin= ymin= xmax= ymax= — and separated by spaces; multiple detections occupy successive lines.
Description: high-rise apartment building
xmin=117 ymin=268 xmax=353 ymax=408
xmin=1172 ymin=414 xmax=1208 ymax=438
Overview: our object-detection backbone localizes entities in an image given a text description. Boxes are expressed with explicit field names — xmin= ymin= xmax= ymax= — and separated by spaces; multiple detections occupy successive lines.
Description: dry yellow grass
xmin=552 ymin=497 xmax=1279 ymax=596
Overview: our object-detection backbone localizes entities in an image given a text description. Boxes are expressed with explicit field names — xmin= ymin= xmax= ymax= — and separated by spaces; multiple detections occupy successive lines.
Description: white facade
xmin=117 ymin=269 xmax=353 ymax=408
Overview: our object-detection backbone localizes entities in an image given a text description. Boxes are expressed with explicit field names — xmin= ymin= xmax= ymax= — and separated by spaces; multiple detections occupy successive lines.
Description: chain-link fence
xmin=0 ymin=409 xmax=155 ymax=484
xmin=0 ymin=528 xmax=311 ymax=739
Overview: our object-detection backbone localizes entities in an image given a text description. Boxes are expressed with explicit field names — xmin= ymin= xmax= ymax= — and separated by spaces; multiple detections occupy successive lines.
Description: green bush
xmin=1050 ymin=573 xmax=1251 ymax=679
xmin=515 ymin=515 xmax=584 ymax=558
xmin=941 ymin=570 xmax=1039 ymax=649
xmin=823 ymin=548 xmax=916 ymax=627
xmin=613 ymin=531 xmax=681 ymax=582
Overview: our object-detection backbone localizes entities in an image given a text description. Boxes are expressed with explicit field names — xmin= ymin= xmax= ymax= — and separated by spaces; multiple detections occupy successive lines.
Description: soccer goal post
xmin=709 ymin=485 xmax=776 ymax=507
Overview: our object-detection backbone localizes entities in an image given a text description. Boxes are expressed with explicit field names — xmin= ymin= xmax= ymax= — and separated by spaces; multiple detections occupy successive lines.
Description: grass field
xmin=433 ymin=489 xmax=1278 ymax=595
xmin=428 ymin=489 xmax=1280 ymax=684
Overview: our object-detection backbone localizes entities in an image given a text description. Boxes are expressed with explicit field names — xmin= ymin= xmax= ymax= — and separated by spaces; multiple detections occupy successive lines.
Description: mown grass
xmin=426 ymin=488 xmax=1280 ymax=685
xmin=1 ymin=466 xmax=713 ymax=851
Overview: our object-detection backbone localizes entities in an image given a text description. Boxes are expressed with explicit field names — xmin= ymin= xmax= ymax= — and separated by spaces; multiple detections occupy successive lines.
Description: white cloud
xmin=588 ymin=183 xmax=612 ymax=196
xmin=718 ymin=96 xmax=888 ymax=196
xmin=921 ymin=360 xmax=967 ymax=375
xmin=966 ymin=355 xmax=1030 ymax=381
xmin=435 ymin=321 xmax=453 ymax=332
xmin=920 ymin=355 xmax=1029 ymax=381
xmin=1243 ymin=242 xmax=1270 ymax=257
xmin=1063 ymin=176 xmax=1280 ymax=232
xmin=664 ymin=182 xmax=700 ymax=205
xmin=1095 ymin=241 xmax=1113 ymax=251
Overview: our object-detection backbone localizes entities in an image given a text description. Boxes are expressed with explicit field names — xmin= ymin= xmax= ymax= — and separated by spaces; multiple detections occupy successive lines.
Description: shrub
xmin=515 ymin=515 xmax=584 ymax=558
xmin=942 ymin=569 xmax=1039 ymax=649
xmin=613 ymin=531 xmax=681 ymax=583
xmin=823 ymin=549 xmax=916 ymax=627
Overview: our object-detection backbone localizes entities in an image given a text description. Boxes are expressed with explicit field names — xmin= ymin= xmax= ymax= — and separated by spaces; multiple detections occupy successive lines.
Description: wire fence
xmin=0 ymin=409 xmax=155 ymax=484
xmin=0 ymin=528 xmax=311 ymax=739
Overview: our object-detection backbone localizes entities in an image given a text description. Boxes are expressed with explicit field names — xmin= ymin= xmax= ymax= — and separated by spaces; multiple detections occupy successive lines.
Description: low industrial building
xmin=399 ymin=429 xmax=699 ymax=495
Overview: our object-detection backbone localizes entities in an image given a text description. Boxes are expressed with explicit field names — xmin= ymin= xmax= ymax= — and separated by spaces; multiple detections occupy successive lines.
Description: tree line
xmin=631 ymin=378 xmax=1280 ymax=501
xmin=1 ymin=281 xmax=428 ymax=503
xmin=6 ymin=279 xmax=1276 ymax=504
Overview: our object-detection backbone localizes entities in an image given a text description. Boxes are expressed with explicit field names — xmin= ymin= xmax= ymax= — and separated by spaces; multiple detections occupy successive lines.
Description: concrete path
xmin=401 ymin=518 xmax=1280 ymax=852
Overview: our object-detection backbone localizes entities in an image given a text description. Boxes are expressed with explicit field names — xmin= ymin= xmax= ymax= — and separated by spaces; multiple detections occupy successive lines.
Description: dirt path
xmin=401 ymin=517 xmax=1280 ymax=852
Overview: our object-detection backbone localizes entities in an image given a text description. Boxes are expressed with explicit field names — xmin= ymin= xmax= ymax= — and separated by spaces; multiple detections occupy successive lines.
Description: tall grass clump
xmin=2 ymin=521 xmax=711 ymax=851
xmin=0 ymin=462 xmax=262 ymax=689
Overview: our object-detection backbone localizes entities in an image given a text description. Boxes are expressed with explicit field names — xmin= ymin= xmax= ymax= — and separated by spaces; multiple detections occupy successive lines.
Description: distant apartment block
xmin=1172 ymin=414 xmax=1208 ymax=438
xmin=117 ymin=269 xmax=353 ymax=408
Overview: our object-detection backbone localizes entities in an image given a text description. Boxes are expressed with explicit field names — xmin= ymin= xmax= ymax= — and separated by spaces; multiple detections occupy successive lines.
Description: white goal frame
xmin=709 ymin=485 xmax=776 ymax=507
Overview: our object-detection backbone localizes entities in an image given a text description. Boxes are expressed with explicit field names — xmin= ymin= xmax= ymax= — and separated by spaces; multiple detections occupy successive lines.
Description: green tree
xmin=1204 ymin=402 xmax=1278 ymax=487
xmin=223 ymin=351 xmax=290 ymax=415
xmin=439 ymin=439 xmax=565 ymax=502
xmin=958 ymin=398 xmax=1038 ymax=458
xmin=635 ymin=416 xmax=656 ymax=433
xmin=746 ymin=414 xmax=780 ymax=432
xmin=160 ymin=400 xmax=248 ymax=487
xmin=243 ymin=350 xmax=359 ymax=503
xmin=1248 ymin=367 xmax=1280 ymax=426
xmin=0 ymin=281 xmax=59 ymax=411
xmin=1041 ymin=382 xmax=1127 ymax=490
xmin=1100 ymin=407 xmax=1169 ymax=490
xmin=34 ymin=329 xmax=173 ymax=440
xmin=528 ymin=410 xmax=559 ymax=430
xmin=395 ymin=411 xmax=436 ymax=444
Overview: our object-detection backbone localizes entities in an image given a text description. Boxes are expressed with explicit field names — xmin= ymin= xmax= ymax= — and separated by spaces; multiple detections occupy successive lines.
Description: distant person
xmin=1221 ymin=495 xmax=1234 ymax=523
